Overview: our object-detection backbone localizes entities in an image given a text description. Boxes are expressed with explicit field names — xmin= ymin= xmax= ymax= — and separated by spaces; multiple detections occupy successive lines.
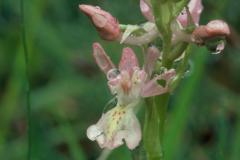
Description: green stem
xmin=168 ymin=42 xmax=188 ymax=62
xmin=144 ymin=94 xmax=170 ymax=160
xmin=170 ymin=46 xmax=191 ymax=91
xmin=20 ymin=0 xmax=32 ymax=159
xmin=162 ymin=41 xmax=172 ymax=68
xmin=151 ymin=0 xmax=172 ymax=41
xmin=143 ymin=1 xmax=190 ymax=160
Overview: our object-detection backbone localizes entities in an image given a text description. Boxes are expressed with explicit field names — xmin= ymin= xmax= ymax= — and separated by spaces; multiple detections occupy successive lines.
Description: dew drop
xmin=206 ymin=39 xmax=226 ymax=55
xmin=95 ymin=6 xmax=101 ymax=10
xmin=211 ymin=41 xmax=225 ymax=54
xmin=107 ymin=68 xmax=120 ymax=80
xmin=102 ymin=96 xmax=118 ymax=113
xmin=183 ymin=60 xmax=194 ymax=78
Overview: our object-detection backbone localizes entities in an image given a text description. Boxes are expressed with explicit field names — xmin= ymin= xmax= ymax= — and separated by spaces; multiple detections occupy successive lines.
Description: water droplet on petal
xmin=183 ymin=60 xmax=194 ymax=78
xmin=212 ymin=40 xmax=225 ymax=54
xmin=107 ymin=68 xmax=120 ymax=80
xmin=206 ymin=39 xmax=226 ymax=54
xmin=95 ymin=6 xmax=101 ymax=9
xmin=103 ymin=96 xmax=118 ymax=113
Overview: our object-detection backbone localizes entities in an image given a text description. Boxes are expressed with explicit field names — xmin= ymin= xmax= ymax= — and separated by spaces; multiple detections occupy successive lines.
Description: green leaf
xmin=164 ymin=47 xmax=208 ymax=160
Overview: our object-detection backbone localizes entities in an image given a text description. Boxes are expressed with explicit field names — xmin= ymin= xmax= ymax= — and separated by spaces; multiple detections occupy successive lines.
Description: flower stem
xmin=20 ymin=0 xmax=32 ymax=159
xmin=143 ymin=94 xmax=170 ymax=160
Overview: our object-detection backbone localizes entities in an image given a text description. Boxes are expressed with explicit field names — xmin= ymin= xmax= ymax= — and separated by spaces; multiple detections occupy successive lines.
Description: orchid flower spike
xmin=87 ymin=43 xmax=176 ymax=150
xmin=79 ymin=4 xmax=120 ymax=41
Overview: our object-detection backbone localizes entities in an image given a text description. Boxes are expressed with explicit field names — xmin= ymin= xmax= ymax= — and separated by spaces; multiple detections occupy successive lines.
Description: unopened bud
xmin=192 ymin=20 xmax=230 ymax=44
xmin=79 ymin=4 xmax=120 ymax=41
xmin=140 ymin=0 xmax=154 ymax=22
xmin=177 ymin=0 xmax=203 ymax=27
xmin=205 ymin=20 xmax=230 ymax=37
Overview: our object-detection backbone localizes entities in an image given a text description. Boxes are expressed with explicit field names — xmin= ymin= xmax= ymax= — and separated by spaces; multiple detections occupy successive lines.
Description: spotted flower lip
xmin=79 ymin=4 xmax=120 ymax=41
xmin=87 ymin=43 xmax=176 ymax=150
xmin=87 ymin=103 xmax=141 ymax=150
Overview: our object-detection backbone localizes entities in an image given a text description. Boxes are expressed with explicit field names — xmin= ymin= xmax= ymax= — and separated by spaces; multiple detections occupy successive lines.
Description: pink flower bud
xmin=177 ymin=0 xmax=203 ymax=27
xmin=139 ymin=0 xmax=203 ymax=28
xmin=79 ymin=4 xmax=120 ymax=41
xmin=140 ymin=0 xmax=154 ymax=22
xmin=205 ymin=20 xmax=230 ymax=37
xmin=192 ymin=20 xmax=230 ymax=43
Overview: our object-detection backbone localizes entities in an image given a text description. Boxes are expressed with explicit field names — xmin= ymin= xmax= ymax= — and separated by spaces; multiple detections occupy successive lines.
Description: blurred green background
xmin=0 ymin=0 xmax=240 ymax=159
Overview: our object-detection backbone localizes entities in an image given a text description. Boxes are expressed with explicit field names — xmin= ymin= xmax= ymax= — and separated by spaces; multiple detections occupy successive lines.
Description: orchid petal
xmin=177 ymin=0 xmax=203 ymax=27
xmin=188 ymin=0 xmax=203 ymax=26
xmin=161 ymin=69 xmax=176 ymax=81
xmin=86 ymin=125 xmax=102 ymax=141
xmin=141 ymin=69 xmax=176 ymax=97
xmin=93 ymin=43 xmax=115 ymax=75
xmin=144 ymin=46 xmax=160 ymax=76
xmin=124 ymin=110 xmax=141 ymax=150
xmin=112 ymin=130 xmax=127 ymax=148
xmin=119 ymin=71 xmax=132 ymax=95
xmin=141 ymin=78 xmax=168 ymax=97
xmin=86 ymin=104 xmax=141 ymax=150
xmin=119 ymin=48 xmax=139 ymax=76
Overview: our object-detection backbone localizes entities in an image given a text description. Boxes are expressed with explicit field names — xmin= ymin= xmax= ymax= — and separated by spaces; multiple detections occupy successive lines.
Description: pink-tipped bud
xmin=79 ymin=4 xmax=120 ymax=41
xmin=192 ymin=20 xmax=230 ymax=43
xmin=140 ymin=0 xmax=203 ymax=28
xmin=177 ymin=0 xmax=203 ymax=27
xmin=205 ymin=20 xmax=230 ymax=37
xmin=140 ymin=0 xmax=154 ymax=22
xmin=93 ymin=43 xmax=115 ymax=74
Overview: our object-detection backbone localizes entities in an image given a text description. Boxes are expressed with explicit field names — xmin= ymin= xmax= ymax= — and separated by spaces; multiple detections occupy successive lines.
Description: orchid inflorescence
xmin=87 ymin=43 xmax=175 ymax=149
xmin=79 ymin=0 xmax=230 ymax=153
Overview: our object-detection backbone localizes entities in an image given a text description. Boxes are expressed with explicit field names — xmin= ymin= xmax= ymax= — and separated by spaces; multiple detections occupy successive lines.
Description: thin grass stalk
xmin=20 ymin=0 xmax=32 ymax=159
